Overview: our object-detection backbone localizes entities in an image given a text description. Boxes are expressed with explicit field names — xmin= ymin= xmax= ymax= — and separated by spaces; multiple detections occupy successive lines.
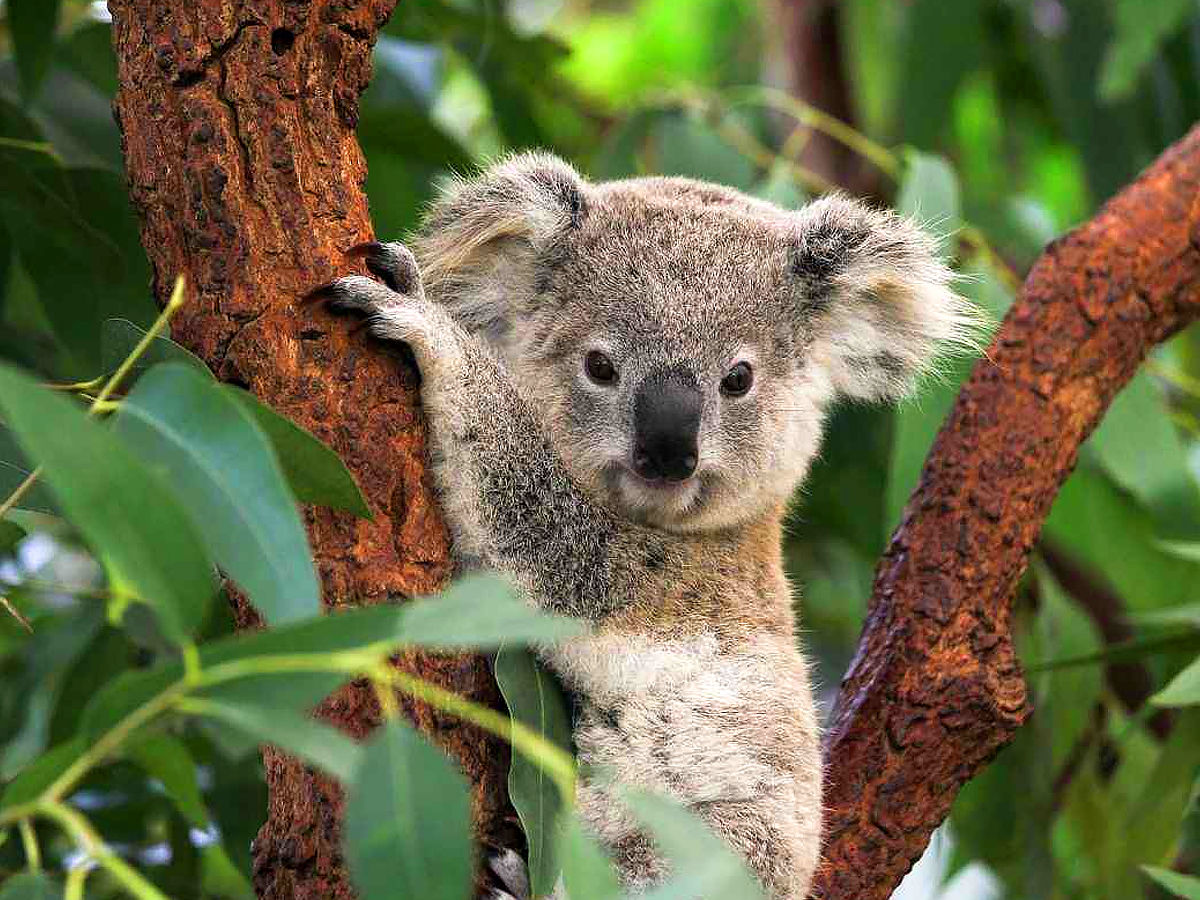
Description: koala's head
xmin=414 ymin=152 xmax=978 ymax=533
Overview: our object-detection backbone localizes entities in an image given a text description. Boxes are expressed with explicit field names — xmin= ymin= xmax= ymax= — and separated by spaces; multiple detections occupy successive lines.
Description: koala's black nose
xmin=633 ymin=371 xmax=701 ymax=482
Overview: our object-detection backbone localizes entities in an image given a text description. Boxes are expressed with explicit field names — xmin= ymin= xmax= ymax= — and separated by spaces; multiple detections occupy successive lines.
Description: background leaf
xmin=113 ymin=363 xmax=320 ymax=626
xmin=225 ymin=387 xmax=371 ymax=519
xmin=495 ymin=646 xmax=573 ymax=897
xmin=7 ymin=0 xmax=63 ymax=102
xmin=0 ymin=365 xmax=215 ymax=641
xmin=344 ymin=721 xmax=473 ymax=900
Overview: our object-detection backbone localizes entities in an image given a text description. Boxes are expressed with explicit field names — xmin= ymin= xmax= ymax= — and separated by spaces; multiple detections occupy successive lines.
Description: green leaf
xmin=0 ymin=424 xmax=60 ymax=515
xmin=129 ymin=733 xmax=209 ymax=828
xmin=7 ymin=0 xmax=63 ymax=102
xmin=80 ymin=665 xmax=179 ymax=741
xmin=622 ymin=788 xmax=768 ymax=900
xmin=895 ymin=150 xmax=962 ymax=256
xmin=344 ymin=721 xmax=473 ymax=900
xmin=1154 ymin=654 xmax=1200 ymax=707
xmin=1031 ymin=564 xmax=1104 ymax=767
xmin=1143 ymin=867 xmax=1200 ymax=899
xmin=113 ymin=363 xmax=320 ymax=626
xmin=0 ymin=364 xmax=215 ymax=642
xmin=0 ymin=871 xmax=60 ymax=900
xmin=1159 ymin=541 xmax=1200 ymax=564
xmin=648 ymin=112 xmax=756 ymax=191
xmin=0 ymin=163 xmax=156 ymax=377
xmin=190 ymin=697 xmax=363 ymax=784
xmin=751 ymin=161 xmax=807 ymax=210
xmin=0 ymin=521 xmax=24 ymax=555
xmin=101 ymin=318 xmax=209 ymax=380
xmin=1123 ymin=711 xmax=1200 ymax=872
xmin=1027 ymin=630 xmax=1200 ymax=673
xmin=1089 ymin=373 xmax=1200 ymax=540
xmin=398 ymin=574 xmax=585 ymax=649
xmin=495 ymin=647 xmax=573 ymax=897
xmin=1046 ymin=466 xmax=1200 ymax=613
xmin=0 ymin=735 xmax=85 ymax=811
xmin=1099 ymin=0 xmax=1195 ymax=102
xmin=224 ymin=387 xmax=371 ymax=519
xmin=896 ymin=0 xmax=984 ymax=148
xmin=559 ymin=815 xmax=622 ymax=900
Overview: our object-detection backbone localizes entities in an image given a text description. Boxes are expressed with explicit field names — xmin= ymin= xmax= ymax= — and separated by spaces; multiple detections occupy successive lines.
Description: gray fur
xmin=321 ymin=152 xmax=976 ymax=898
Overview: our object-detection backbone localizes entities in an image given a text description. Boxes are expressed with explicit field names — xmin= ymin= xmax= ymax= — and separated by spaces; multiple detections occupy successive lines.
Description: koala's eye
xmin=585 ymin=350 xmax=618 ymax=385
xmin=720 ymin=361 xmax=754 ymax=397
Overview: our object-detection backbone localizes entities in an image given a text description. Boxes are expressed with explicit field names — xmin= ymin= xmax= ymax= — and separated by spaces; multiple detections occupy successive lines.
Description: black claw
xmin=300 ymin=282 xmax=339 ymax=306
xmin=345 ymin=241 xmax=383 ymax=259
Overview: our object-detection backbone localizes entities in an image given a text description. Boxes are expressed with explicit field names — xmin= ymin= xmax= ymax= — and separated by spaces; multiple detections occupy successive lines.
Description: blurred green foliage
xmin=1 ymin=0 xmax=1200 ymax=898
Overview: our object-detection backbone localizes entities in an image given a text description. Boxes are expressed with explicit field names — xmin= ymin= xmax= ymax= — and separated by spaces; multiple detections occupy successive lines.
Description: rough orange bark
xmin=106 ymin=2 xmax=516 ymax=897
xmin=812 ymin=124 xmax=1200 ymax=899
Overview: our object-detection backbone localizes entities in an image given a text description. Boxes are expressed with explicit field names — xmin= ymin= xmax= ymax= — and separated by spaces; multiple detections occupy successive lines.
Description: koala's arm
xmin=318 ymin=246 xmax=670 ymax=621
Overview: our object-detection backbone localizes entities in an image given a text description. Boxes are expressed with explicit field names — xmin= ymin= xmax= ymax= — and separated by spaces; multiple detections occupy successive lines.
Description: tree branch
xmin=812 ymin=124 xmax=1200 ymax=900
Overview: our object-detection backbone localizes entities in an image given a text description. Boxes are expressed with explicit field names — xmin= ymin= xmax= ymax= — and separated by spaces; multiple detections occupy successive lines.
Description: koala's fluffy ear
xmin=412 ymin=152 xmax=587 ymax=341
xmin=790 ymin=195 xmax=982 ymax=402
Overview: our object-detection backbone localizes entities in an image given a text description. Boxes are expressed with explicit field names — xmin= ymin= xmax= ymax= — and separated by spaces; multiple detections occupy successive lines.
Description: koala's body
xmin=320 ymin=153 xmax=974 ymax=898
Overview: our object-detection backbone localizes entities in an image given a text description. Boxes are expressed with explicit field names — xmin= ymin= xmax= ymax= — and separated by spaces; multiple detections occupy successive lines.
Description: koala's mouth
xmin=609 ymin=464 xmax=704 ymax=523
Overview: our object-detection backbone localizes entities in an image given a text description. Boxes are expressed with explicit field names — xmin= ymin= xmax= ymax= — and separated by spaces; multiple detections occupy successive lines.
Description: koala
xmin=315 ymin=152 xmax=976 ymax=899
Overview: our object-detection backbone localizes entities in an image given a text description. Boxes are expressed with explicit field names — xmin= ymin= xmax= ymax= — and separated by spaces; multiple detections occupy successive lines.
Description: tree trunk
xmin=106 ymin=2 xmax=517 ymax=897
xmin=812 ymin=123 xmax=1200 ymax=900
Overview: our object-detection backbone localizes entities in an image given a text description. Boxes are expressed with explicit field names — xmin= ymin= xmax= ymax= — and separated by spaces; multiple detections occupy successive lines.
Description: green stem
xmin=0 ymin=469 xmax=42 ymax=522
xmin=383 ymin=666 xmax=578 ymax=803
xmin=0 ymin=275 xmax=187 ymax=525
xmin=45 ymin=376 xmax=106 ymax=393
xmin=0 ymin=642 xmax=576 ymax=828
xmin=18 ymin=818 xmax=40 ymax=871
xmin=93 ymin=275 xmax=187 ymax=406
xmin=38 ymin=801 xmax=171 ymax=900
xmin=722 ymin=84 xmax=902 ymax=178
xmin=65 ymin=863 xmax=91 ymax=900
xmin=0 ymin=136 xmax=60 ymax=160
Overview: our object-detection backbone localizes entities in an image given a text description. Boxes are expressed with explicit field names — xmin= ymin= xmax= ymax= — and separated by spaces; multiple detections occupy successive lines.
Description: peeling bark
xmin=107 ymin=3 xmax=516 ymax=897
xmin=812 ymin=124 xmax=1200 ymax=900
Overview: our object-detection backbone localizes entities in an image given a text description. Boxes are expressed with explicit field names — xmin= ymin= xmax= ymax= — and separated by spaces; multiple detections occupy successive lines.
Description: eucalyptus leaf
xmin=0 ymin=364 xmax=215 ymax=642
xmin=0 ymin=871 xmax=61 ymax=900
xmin=191 ymin=697 xmax=363 ymax=784
xmin=113 ymin=363 xmax=320 ymax=626
xmin=129 ymin=733 xmax=209 ymax=828
xmin=622 ymin=787 xmax=767 ymax=900
xmin=896 ymin=150 xmax=962 ymax=256
xmin=344 ymin=721 xmax=473 ymax=900
xmin=1153 ymin=654 xmax=1200 ymax=707
xmin=1089 ymin=373 xmax=1200 ymax=540
xmin=496 ymin=646 xmax=574 ymax=897
xmin=224 ymin=387 xmax=371 ymax=519
xmin=559 ymin=815 xmax=622 ymax=900
xmin=1099 ymin=0 xmax=1195 ymax=101
xmin=399 ymin=574 xmax=586 ymax=649
xmin=0 ymin=735 xmax=85 ymax=811
xmin=100 ymin=318 xmax=209 ymax=380
xmin=1142 ymin=866 xmax=1200 ymax=900
xmin=0 ymin=423 xmax=61 ymax=515
xmin=7 ymin=0 xmax=63 ymax=102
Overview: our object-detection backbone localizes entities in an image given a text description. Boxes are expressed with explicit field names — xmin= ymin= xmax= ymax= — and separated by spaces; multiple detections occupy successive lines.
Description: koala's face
xmin=416 ymin=158 xmax=975 ymax=533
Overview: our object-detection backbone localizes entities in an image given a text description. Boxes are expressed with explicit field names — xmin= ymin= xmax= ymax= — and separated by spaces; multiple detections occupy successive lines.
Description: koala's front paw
xmin=309 ymin=242 xmax=461 ymax=376
xmin=347 ymin=240 xmax=423 ymax=297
